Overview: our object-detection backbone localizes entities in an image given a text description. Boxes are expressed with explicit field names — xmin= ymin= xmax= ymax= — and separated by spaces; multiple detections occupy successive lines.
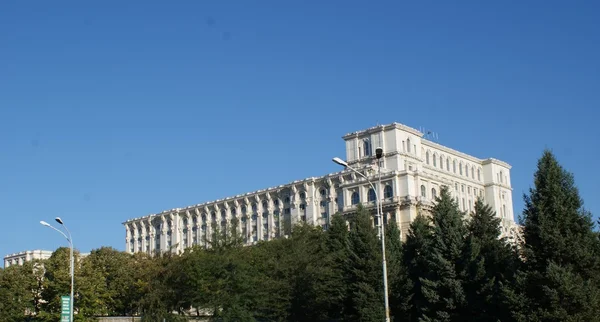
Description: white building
xmin=3 ymin=250 xmax=91 ymax=268
xmin=4 ymin=250 xmax=53 ymax=268
xmin=123 ymin=122 xmax=518 ymax=255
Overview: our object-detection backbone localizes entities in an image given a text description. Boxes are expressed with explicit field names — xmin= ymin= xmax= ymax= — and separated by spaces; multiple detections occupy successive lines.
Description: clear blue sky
xmin=1 ymin=0 xmax=598 ymax=259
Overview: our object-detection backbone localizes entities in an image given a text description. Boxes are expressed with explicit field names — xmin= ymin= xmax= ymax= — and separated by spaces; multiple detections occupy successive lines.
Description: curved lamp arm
xmin=332 ymin=157 xmax=378 ymax=200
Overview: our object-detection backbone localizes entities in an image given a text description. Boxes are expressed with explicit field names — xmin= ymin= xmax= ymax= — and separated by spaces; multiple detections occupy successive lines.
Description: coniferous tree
xmin=515 ymin=150 xmax=600 ymax=321
xmin=419 ymin=186 xmax=467 ymax=322
xmin=346 ymin=205 xmax=385 ymax=321
xmin=402 ymin=214 xmax=433 ymax=321
xmin=324 ymin=213 xmax=351 ymax=320
xmin=385 ymin=220 xmax=411 ymax=320
xmin=462 ymin=198 xmax=519 ymax=321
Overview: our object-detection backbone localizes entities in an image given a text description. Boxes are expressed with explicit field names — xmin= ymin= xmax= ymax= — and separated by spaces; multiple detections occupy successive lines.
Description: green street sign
xmin=60 ymin=295 xmax=70 ymax=322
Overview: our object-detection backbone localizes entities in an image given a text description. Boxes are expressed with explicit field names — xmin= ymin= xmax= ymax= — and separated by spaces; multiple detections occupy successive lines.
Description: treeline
xmin=2 ymin=150 xmax=600 ymax=322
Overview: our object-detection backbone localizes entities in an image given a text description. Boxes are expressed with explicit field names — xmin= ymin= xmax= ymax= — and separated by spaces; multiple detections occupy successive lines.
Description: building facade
xmin=4 ymin=250 xmax=53 ymax=268
xmin=123 ymin=123 xmax=518 ymax=255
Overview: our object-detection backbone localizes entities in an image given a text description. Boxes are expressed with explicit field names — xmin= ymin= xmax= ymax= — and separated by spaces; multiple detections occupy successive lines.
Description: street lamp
xmin=332 ymin=149 xmax=391 ymax=322
xmin=41 ymin=218 xmax=74 ymax=322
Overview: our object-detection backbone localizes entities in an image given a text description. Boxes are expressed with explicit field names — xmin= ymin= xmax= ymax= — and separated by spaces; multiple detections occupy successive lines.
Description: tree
xmin=462 ymin=198 xmax=519 ymax=321
xmin=402 ymin=214 xmax=433 ymax=321
xmin=323 ymin=213 xmax=351 ymax=320
xmin=0 ymin=261 xmax=42 ymax=321
xmin=345 ymin=205 xmax=384 ymax=321
xmin=38 ymin=247 xmax=81 ymax=322
xmin=516 ymin=150 xmax=600 ymax=321
xmin=419 ymin=186 xmax=467 ymax=322
xmin=385 ymin=220 xmax=410 ymax=320
xmin=81 ymin=247 xmax=138 ymax=316
xmin=76 ymin=254 xmax=109 ymax=318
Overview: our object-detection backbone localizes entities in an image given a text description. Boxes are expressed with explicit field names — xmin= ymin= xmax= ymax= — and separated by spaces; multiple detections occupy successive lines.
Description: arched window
xmin=420 ymin=185 xmax=426 ymax=198
xmin=465 ymin=165 xmax=469 ymax=177
xmin=459 ymin=163 xmax=463 ymax=175
xmin=262 ymin=201 xmax=268 ymax=209
xmin=446 ymin=159 xmax=450 ymax=171
xmin=471 ymin=167 xmax=475 ymax=179
xmin=426 ymin=151 xmax=430 ymax=164
xmin=433 ymin=154 xmax=437 ymax=167
xmin=320 ymin=189 xmax=326 ymax=197
xmin=407 ymin=138 xmax=411 ymax=153
xmin=477 ymin=169 xmax=481 ymax=181
xmin=363 ymin=139 xmax=372 ymax=156
xmin=384 ymin=185 xmax=393 ymax=199
xmin=351 ymin=192 xmax=360 ymax=205
xmin=500 ymin=171 xmax=504 ymax=183
xmin=368 ymin=188 xmax=376 ymax=202
xmin=431 ymin=188 xmax=437 ymax=199
xmin=453 ymin=160 xmax=457 ymax=173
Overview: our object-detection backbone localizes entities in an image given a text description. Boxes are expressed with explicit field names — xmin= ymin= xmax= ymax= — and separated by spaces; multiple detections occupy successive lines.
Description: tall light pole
xmin=332 ymin=148 xmax=391 ymax=322
xmin=41 ymin=218 xmax=74 ymax=322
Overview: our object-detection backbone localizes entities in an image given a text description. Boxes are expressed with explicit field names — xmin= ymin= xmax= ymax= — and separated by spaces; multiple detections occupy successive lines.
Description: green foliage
xmin=419 ymin=186 xmax=467 ymax=322
xmin=462 ymin=198 xmax=518 ymax=321
xmin=3 ymin=149 xmax=600 ymax=322
xmin=515 ymin=150 xmax=600 ymax=321
xmin=385 ymin=220 xmax=410 ymax=320
xmin=402 ymin=214 xmax=433 ymax=321
xmin=0 ymin=261 xmax=42 ymax=321
xmin=345 ymin=205 xmax=384 ymax=321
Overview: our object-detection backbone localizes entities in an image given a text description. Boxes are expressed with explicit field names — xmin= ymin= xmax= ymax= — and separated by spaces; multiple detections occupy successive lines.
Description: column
xmin=256 ymin=198 xmax=263 ymax=241
xmin=132 ymin=222 xmax=140 ymax=253
xmin=125 ymin=224 xmax=131 ymax=253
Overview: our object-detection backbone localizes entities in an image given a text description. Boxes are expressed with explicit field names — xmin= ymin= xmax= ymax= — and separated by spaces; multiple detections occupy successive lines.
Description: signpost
xmin=60 ymin=295 xmax=71 ymax=322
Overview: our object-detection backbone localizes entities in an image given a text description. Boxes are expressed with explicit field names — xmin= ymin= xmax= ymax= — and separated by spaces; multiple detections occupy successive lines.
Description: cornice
xmin=123 ymin=169 xmax=357 ymax=225
xmin=422 ymin=139 xmax=484 ymax=164
xmin=483 ymin=182 xmax=513 ymax=190
xmin=422 ymin=139 xmax=511 ymax=169
xmin=482 ymin=158 xmax=512 ymax=169
xmin=421 ymin=164 xmax=484 ymax=186
xmin=342 ymin=122 xmax=423 ymax=140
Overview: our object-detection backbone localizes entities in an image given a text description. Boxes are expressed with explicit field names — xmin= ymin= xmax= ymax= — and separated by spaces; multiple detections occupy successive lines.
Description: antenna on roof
xmin=420 ymin=126 xmax=440 ymax=143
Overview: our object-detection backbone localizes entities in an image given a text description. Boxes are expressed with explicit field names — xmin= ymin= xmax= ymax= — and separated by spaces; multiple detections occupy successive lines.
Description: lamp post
xmin=41 ymin=218 xmax=74 ymax=322
xmin=332 ymin=148 xmax=391 ymax=322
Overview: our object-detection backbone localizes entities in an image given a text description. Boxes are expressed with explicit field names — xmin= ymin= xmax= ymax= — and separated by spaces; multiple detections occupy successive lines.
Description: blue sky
xmin=1 ymin=0 xmax=598 ymax=259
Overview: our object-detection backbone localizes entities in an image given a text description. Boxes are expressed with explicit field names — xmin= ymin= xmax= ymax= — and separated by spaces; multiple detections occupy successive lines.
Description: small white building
xmin=4 ymin=250 xmax=53 ymax=268
xmin=123 ymin=122 xmax=519 ymax=255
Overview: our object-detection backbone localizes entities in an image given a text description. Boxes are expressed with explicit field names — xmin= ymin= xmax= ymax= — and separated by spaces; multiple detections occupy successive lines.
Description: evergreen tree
xmin=346 ymin=205 xmax=385 ymax=321
xmin=323 ymin=213 xmax=351 ymax=320
xmin=385 ymin=220 xmax=411 ymax=320
xmin=462 ymin=198 xmax=518 ymax=321
xmin=516 ymin=150 xmax=600 ymax=321
xmin=402 ymin=214 xmax=433 ymax=321
xmin=420 ymin=186 xmax=467 ymax=322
